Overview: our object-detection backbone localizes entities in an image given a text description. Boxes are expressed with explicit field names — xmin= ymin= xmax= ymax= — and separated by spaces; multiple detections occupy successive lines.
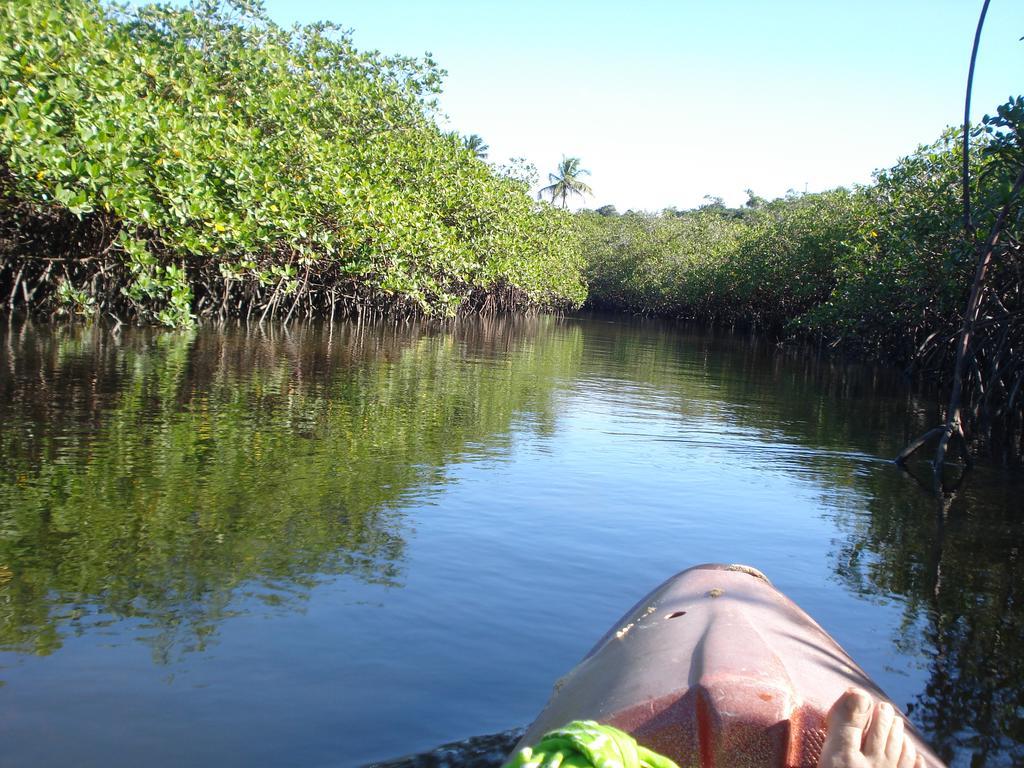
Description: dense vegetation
xmin=584 ymin=190 xmax=862 ymax=335
xmin=583 ymin=109 xmax=1024 ymax=453
xmin=0 ymin=0 xmax=585 ymax=326
xmin=2 ymin=0 xmax=1021 ymax=453
xmin=584 ymin=117 xmax=1022 ymax=362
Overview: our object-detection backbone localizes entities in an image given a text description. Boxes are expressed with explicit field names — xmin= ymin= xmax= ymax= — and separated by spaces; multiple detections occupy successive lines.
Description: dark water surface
xmin=0 ymin=314 xmax=1021 ymax=768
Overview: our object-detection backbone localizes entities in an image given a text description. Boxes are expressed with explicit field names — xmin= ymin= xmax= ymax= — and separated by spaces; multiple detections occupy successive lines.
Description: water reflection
xmin=0 ymin=317 xmax=580 ymax=662
xmin=831 ymin=469 xmax=1024 ymax=766
xmin=0 ymin=314 xmax=1020 ymax=767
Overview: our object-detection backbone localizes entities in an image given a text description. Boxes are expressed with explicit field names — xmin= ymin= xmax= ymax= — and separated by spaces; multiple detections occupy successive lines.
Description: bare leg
xmin=819 ymin=688 xmax=925 ymax=768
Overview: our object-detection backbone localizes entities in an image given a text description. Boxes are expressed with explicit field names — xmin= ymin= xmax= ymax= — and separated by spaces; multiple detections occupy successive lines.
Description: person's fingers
xmin=863 ymin=701 xmax=895 ymax=757
xmin=824 ymin=688 xmax=874 ymax=751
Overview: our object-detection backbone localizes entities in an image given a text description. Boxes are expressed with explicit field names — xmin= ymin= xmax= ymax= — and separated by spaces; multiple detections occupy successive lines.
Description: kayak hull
xmin=516 ymin=564 xmax=943 ymax=768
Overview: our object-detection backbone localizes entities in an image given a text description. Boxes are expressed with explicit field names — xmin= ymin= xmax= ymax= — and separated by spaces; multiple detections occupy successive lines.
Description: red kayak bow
xmin=516 ymin=564 xmax=944 ymax=768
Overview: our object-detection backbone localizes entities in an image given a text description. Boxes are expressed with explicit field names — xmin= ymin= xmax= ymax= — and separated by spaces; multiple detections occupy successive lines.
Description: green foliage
xmin=463 ymin=133 xmax=489 ymax=160
xmin=730 ymin=190 xmax=863 ymax=328
xmin=0 ymin=0 xmax=585 ymax=325
xmin=583 ymin=191 xmax=860 ymax=326
xmin=798 ymin=131 xmax=973 ymax=356
xmin=979 ymin=96 xmax=1024 ymax=173
xmin=540 ymin=156 xmax=593 ymax=209
xmin=54 ymin=279 xmax=95 ymax=316
xmin=583 ymin=110 xmax=1023 ymax=366
xmin=799 ymin=126 xmax=1023 ymax=362
xmin=583 ymin=208 xmax=743 ymax=316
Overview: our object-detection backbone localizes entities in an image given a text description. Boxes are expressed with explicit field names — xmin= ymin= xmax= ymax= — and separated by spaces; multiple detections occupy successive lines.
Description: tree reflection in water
xmin=1 ymin=315 xmax=1022 ymax=767
xmin=831 ymin=468 xmax=1023 ymax=766
xmin=0 ymin=317 xmax=579 ymax=664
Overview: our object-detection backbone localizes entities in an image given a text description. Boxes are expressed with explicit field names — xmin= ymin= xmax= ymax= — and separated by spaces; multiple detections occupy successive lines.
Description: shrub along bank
xmin=584 ymin=109 xmax=1024 ymax=454
xmin=0 ymin=0 xmax=586 ymax=326
xmin=583 ymin=115 xmax=1023 ymax=366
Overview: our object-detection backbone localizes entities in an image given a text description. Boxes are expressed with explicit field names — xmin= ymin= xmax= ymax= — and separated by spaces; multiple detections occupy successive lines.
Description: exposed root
xmin=0 ymin=194 xmax=568 ymax=324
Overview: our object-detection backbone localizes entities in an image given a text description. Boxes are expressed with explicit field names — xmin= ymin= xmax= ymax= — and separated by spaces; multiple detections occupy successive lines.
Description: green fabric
xmin=503 ymin=720 xmax=681 ymax=768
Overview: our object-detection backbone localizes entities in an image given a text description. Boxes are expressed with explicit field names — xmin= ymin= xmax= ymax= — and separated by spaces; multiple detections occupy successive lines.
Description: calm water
xmin=0 ymin=314 xmax=1021 ymax=768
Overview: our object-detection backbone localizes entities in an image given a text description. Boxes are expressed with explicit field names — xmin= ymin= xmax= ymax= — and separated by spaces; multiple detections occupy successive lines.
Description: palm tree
xmin=540 ymin=156 xmax=593 ymax=208
xmin=463 ymin=134 xmax=489 ymax=159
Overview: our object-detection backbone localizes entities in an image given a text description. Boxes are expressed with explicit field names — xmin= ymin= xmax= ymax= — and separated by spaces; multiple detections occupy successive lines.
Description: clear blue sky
xmin=264 ymin=0 xmax=1023 ymax=211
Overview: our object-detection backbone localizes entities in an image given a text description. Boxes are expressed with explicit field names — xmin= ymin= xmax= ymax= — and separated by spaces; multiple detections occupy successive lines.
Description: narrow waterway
xmin=0 ymin=314 xmax=1020 ymax=768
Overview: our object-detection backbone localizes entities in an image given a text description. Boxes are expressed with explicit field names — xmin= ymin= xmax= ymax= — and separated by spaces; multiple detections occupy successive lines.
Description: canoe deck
xmin=516 ymin=564 xmax=943 ymax=768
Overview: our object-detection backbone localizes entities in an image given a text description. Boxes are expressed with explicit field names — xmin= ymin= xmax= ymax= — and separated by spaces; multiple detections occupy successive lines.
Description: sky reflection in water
xmin=0 ymin=315 xmax=1020 ymax=767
